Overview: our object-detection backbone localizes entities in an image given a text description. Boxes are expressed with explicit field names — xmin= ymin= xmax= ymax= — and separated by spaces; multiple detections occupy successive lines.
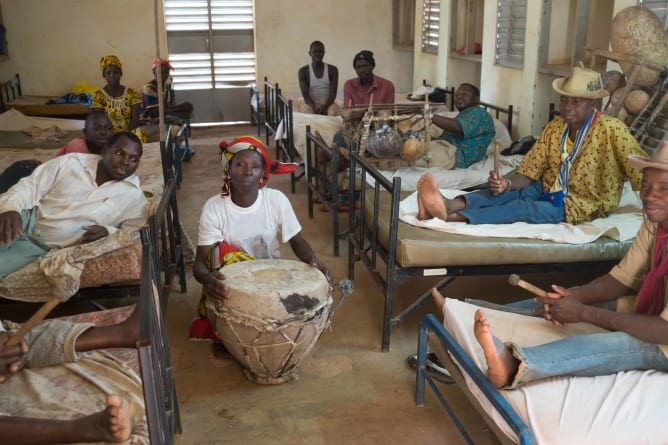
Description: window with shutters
xmin=495 ymin=0 xmax=526 ymax=69
xmin=394 ymin=0 xmax=416 ymax=50
xmin=449 ymin=0 xmax=484 ymax=58
xmin=422 ymin=0 xmax=440 ymax=54
xmin=638 ymin=0 xmax=668 ymax=29
xmin=164 ymin=0 xmax=256 ymax=91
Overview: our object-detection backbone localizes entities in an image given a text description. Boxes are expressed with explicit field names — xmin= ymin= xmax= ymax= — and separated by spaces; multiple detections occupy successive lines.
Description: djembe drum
xmin=206 ymin=259 xmax=332 ymax=384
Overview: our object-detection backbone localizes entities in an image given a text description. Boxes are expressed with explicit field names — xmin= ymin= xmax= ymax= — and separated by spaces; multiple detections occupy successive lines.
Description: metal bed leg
xmin=391 ymin=276 xmax=456 ymax=327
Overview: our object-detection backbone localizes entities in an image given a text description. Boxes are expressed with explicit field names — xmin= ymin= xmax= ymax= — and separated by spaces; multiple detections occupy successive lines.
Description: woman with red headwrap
xmin=190 ymin=136 xmax=332 ymax=342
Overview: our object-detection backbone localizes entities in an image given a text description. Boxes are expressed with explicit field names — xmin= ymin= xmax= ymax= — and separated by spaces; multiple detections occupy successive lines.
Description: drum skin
xmin=610 ymin=6 xmax=668 ymax=87
xmin=206 ymin=259 xmax=332 ymax=384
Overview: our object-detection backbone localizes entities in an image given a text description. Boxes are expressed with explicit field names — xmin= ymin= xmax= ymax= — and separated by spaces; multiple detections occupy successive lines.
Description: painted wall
xmin=254 ymin=0 xmax=414 ymax=97
xmin=0 ymin=0 xmax=167 ymax=96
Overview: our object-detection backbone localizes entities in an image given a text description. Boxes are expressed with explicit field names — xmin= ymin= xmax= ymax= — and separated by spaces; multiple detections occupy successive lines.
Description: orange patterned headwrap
xmin=219 ymin=136 xmax=298 ymax=191
xmin=100 ymin=55 xmax=122 ymax=74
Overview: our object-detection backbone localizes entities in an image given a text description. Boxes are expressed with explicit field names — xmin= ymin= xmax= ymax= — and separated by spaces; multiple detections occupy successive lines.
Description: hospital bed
xmin=0 ymin=112 xmax=187 ymax=305
xmin=0 ymin=74 xmax=90 ymax=118
xmin=415 ymin=298 xmax=668 ymax=445
xmin=305 ymin=99 xmax=517 ymax=256
xmin=346 ymin=150 xmax=636 ymax=351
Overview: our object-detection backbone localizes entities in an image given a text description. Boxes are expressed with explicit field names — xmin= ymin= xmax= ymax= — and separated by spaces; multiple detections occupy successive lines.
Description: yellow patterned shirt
xmin=91 ymin=87 xmax=142 ymax=133
xmin=517 ymin=114 xmax=647 ymax=224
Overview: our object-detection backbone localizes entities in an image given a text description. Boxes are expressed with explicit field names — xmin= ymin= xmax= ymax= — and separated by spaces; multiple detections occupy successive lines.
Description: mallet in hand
xmin=508 ymin=274 xmax=548 ymax=298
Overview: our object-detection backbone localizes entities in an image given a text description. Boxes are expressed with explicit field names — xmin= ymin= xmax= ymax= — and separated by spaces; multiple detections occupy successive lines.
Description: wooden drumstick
xmin=493 ymin=139 xmax=500 ymax=176
xmin=508 ymin=274 xmax=548 ymax=298
xmin=4 ymin=298 xmax=60 ymax=347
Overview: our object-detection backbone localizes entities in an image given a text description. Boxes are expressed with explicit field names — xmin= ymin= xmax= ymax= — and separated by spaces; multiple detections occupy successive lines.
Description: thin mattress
xmin=440 ymin=298 xmax=668 ymax=445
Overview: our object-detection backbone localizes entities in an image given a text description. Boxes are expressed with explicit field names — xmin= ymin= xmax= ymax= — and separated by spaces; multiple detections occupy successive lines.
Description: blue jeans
xmin=459 ymin=180 xmax=565 ymax=224
xmin=465 ymin=298 xmax=668 ymax=388
xmin=0 ymin=208 xmax=48 ymax=279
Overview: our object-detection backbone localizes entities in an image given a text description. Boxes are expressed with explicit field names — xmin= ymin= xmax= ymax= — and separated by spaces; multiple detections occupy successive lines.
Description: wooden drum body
xmin=206 ymin=259 xmax=332 ymax=384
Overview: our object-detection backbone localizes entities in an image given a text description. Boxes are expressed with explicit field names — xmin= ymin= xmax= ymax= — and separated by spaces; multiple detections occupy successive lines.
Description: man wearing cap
xmin=342 ymin=50 xmax=395 ymax=108
xmin=416 ymin=65 xmax=648 ymax=225
xmin=140 ymin=58 xmax=193 ymax=124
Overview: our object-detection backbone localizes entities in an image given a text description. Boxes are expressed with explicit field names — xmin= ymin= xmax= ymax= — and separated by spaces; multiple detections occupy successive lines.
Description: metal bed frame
xmin=263 ymin=77 xmax=281 ymax=147
xmin=305 ymin=99 xmax=515 ymax=258
xmin=345 ymin=150 xmax=621 ymax=351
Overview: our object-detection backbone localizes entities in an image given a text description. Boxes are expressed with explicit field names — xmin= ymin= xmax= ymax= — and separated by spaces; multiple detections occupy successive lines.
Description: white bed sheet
xmin=0 ymin=109 xmax=84 ymax=131
xmin=442 ymin=298 xmax=668 ymax=445
xmin=398 ymin=182 xmax=642 ymax=244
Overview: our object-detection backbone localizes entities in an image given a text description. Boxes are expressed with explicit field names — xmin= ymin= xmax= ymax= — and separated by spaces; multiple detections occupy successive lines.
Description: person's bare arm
xmin=298 ymin=66 xmax=316 ymax=109
xmin=0 ymin=332 xmax=28 ymax=383
xmin=488 ymin=172 xmax=533 ymax=194
xmin=289 ymin=233 xmax=332 ymax=283
xmin=193 ymin=245 xmax=228 ymax=303
xmin=127 ymin=103 xmax=141 ymax=131
xmin=0 ymin=211 xmax=23 ymax=245
xmin=432 ymin=114 xmax=463 ymax=135
xmin=537 ymin=292 xmax=668 ymax=344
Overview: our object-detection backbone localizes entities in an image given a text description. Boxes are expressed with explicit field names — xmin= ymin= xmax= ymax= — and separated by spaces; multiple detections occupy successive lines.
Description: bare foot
xmin=432 ymin=288 xmax=445 ymax=314
xmin=76 ymin=394 xmax=134 ymax=443
xmin=473 ymin=310 xmax=519 ymax=389
xmin=416 ymin=173 xmax=447 ymax=220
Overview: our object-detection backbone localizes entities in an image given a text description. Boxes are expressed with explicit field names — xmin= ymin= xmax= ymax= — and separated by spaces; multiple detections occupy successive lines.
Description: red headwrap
xmin=152 ymin=58 xmax=173 ymax=70
xmin=219 ymin=136 xmax=298 ymax=189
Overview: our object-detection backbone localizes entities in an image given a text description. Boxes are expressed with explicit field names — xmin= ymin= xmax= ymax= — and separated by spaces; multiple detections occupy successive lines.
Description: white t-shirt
xmin=197 ymin=188 xmax=302 ymax=259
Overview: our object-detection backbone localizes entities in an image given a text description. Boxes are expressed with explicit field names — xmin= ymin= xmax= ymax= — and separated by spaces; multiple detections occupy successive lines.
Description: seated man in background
xmin=417 ymin=65 xmax=647 ymax=225
xmin=342 ymin=50 xmax=395 ymax=108
xmin=0 ymin=304 xmax=142 ymax=443
xmin=0 ymin=110 xmax=114 ymax=194
xmin=0 ymin=131 xmax=147 ymax=279
xmin=297 ymin=41 xmax=340 ymax=116
xmin=431 ymin=83 xmax=495 ymax=169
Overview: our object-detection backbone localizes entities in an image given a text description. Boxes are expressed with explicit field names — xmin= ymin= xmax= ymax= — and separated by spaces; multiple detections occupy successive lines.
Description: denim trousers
xmin=466 ymin=298 xmax=668 ymax=387
xmin=459 ymin=180 xmax=565 ymax=224
xmin=0 ymin=208 xmax=48 ymax=279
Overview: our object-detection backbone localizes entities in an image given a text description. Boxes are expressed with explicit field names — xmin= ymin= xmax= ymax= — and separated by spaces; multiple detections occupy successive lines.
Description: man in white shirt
xmin=0 ymin=131 xmax=147 ymax=279
xmin=297 ymin=40 xmax=340 ymax=116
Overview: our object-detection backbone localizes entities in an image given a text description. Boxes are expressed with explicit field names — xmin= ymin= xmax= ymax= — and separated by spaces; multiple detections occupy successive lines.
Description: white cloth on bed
xmin=399 ymin=182 xmax=643 ymax=244
xmin=441 ymin=298 xmax=668 ymax=445
xmin=277 ymin=112 xmax=344 ymax=160
xmin=0 ymin=109 xmax=84 ymax=131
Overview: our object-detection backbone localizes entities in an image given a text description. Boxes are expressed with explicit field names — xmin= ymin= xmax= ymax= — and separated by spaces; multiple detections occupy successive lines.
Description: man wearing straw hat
xmin=416 ymin=64 xmax=648 ymax=226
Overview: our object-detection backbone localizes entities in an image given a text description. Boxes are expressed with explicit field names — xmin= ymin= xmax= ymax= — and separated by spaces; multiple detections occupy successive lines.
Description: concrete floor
xmin=166 ymin=125 xmax=605 ymax=445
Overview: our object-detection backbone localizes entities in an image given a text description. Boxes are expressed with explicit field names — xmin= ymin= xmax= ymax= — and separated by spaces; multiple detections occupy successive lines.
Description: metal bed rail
xmin=305 ymin=125 xmax=347 ymax=256
xmin=276 ymin=92 xmax=302 ymax=193
xmin=263 ymin=77 xmax=280 ymax=146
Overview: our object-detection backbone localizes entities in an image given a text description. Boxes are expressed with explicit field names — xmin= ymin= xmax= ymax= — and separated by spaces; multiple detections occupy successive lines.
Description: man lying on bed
xmin=0 ymin=110 xmax=114 ymax=193
xmin=432 ymin=141 xmax=668 ymax=389
xmin=416 ymin=64 xmax=647 ymax=225
xmin=0 ymin=131 xmax=147 ymax=279
xmin=0 ymin=304 xmax=141 ymax=443
xmin=429 ymin=83 xmax=495 ymax=169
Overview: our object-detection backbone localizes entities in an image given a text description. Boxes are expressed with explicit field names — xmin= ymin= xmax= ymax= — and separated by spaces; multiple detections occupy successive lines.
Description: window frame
xmin=421 ymin=0 xmax=440 ymax=54
xmin=494 ymin=0 xmax=527 ymax=69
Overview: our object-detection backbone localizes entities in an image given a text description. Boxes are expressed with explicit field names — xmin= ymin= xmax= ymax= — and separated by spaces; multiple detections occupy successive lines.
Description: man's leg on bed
xmin=74 ymin=304 xmax=139 ymax=352
xmin=0 ymin=394 xmax=133 ymax=444
xmin=416 ymin=173 xmax=466 ymax=221
xmin=474 ymin=309 xmax=519 ymax=388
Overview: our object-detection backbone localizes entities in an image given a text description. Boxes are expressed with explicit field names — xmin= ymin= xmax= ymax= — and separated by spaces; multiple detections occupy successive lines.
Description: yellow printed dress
xmin=91 ymin=87 xmax=146 ymax=142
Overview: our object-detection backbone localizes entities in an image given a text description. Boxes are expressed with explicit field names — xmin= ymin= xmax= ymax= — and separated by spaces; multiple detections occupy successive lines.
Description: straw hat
xmin=552 ymin=64 xmax=609 ymax=99
xmin=628 ymin=142 xmax=668 ymax=171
